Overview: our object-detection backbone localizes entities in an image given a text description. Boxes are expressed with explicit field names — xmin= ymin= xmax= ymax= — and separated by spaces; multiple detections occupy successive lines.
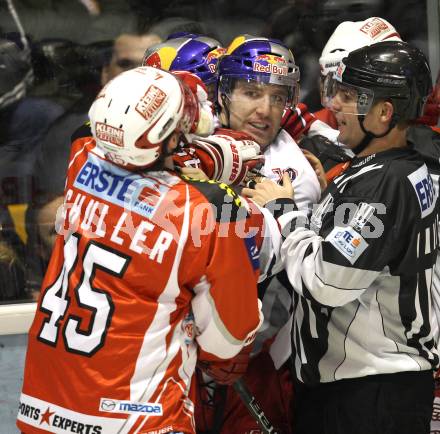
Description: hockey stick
xmin=233 ymin=378 xmax=280 ymax=434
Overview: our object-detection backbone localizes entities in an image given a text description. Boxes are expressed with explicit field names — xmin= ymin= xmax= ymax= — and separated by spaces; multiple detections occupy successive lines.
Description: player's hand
xmin=281 ymin=103 xmax=315 ymax=140
xmin=197 ymin=344 xmax=252 ymax=385
xmin=191 ymin=129 xmax=265 ymax=185
xmin=415 ymin=70 xmax=440 ymax=126
xmin=302 ymin=149 xmax=327 ymax=191
xmin=242 ymin=172 xmax=293 ymax=206
xmin=179 ymin=166 xmax=209 ymax=181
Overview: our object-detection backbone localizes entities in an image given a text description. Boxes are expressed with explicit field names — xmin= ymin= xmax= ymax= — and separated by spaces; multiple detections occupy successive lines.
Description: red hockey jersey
xmin=17 ymin=136 xmax=263 ymax=434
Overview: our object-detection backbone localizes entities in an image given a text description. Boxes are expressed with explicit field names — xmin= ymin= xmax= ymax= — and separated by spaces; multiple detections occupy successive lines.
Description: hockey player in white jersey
xmin=142 ymin=33 xmax=321 ymax=433
xmin=216 ymin=35 xmax=320 ymax=211
xmin=189 ymin=35 xmax=321 ymax=434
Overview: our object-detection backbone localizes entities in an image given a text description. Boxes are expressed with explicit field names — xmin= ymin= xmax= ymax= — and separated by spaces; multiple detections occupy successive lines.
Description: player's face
xmin=330 ymin=86 xmax=367 ymax=148
xmin=226 ymin=81 xmax=288 ymax=149
xmin=331 ymin=87 xmax=387 ymax=149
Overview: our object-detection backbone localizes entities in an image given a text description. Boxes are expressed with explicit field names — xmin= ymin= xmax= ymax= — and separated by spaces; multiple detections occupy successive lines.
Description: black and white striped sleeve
xmin=279 ymin=167 xmax=437 ymax=307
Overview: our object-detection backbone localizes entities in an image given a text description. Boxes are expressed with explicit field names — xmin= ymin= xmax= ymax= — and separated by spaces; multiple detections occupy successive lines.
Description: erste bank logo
xmin=326 ymin=226 xmax=368 ymax=264
xmin=408 ymin=165 xmax=437 ymax=219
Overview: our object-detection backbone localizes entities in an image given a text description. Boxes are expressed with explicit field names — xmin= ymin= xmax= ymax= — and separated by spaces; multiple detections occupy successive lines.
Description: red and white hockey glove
xmin=415 ymin=71 xmax=440 ymax=127
xmin=197 ymin=344 xmax=253 ymax=385
xmin=281 ymin=102 xmax=316 ymax=140
xmin=172 ymin=70 xmax=215 ymax=136
xmin=189 ymin=128 xmax=265 ymax=185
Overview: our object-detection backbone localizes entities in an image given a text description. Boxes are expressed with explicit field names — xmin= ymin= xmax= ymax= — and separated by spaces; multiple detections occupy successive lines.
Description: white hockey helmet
xmin=89 ymin=66 xmax=198 ymax=169
xmin=319 ymin=17 xmax=402 ymax=77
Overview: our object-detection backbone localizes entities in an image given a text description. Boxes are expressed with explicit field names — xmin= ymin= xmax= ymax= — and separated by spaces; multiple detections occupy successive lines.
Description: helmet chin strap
xmin=352 ymin=114 xmax=397 ymax=155
xmin=219 ymin=93 xmax=231 ymax=128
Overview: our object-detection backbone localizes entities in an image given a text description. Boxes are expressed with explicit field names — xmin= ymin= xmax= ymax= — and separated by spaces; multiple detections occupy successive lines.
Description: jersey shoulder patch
xmin=182 ymin=176 xmax=248 ymax=223
xmin=406 ymin=163 xmax=437 ymax=219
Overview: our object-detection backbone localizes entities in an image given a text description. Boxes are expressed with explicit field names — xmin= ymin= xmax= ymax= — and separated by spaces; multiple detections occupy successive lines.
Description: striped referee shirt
xmin=279 ymin=147 xmax=440 ymax=385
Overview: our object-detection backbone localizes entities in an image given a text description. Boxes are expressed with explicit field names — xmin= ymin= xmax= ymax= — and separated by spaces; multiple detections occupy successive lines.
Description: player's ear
xmin=165 ymin=132 xmax=180 ymax=154
xmin=380 ymin=101 xmax=394 ymax=124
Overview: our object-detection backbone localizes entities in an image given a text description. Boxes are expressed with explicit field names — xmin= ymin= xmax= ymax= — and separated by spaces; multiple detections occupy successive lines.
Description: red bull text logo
xmin=136 ymin=85 xmax=167 ymax=120
xmin=253 ymin=54 xmax=288 ymax=76
xmin=95 ymin=122 xmax=124 ymax=147
xmin=206 ymin=47 xmax=226 ymax=73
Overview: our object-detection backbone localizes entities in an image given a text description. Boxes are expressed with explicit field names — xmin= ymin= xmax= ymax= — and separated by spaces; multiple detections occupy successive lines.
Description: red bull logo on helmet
xmin=253 ymin=54 xmax=288 ymax=76
xmin=206 ymin=47 xmax=226 ymax=73
xmin=144 ymin=52 xmax=162 ymax=69
xmin=143 ymin=47 xmax=178 ymax=71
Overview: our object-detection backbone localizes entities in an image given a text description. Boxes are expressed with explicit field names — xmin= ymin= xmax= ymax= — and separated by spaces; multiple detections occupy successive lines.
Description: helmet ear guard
xmin=171 ymin=70 xmax=215 ymax=136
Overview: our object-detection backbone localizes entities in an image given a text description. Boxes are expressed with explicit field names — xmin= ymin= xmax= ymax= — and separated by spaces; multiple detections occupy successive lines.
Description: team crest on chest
xmin=272 ymin=167 xmax=298 ymax=184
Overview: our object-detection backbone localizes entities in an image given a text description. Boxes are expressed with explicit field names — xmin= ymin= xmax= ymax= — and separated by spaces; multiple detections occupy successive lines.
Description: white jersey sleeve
xmin=261 ymin=129 xmax=321 ymax=214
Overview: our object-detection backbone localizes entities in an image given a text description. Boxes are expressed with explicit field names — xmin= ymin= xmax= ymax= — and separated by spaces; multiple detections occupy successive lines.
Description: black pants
xmin=293 ymin=370 xmax=434 ymax=434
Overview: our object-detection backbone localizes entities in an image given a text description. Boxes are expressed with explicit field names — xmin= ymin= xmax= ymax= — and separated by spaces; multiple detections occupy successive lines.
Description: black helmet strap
xmin=219 ymin=93 xmax=231 ymax=128
xmin=353 ymin=113 xmax=398 ymax=155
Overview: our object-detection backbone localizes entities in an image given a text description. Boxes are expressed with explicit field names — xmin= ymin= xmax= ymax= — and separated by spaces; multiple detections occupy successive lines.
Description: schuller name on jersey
xmin=58 ymin=153 xmax=177 ymax=264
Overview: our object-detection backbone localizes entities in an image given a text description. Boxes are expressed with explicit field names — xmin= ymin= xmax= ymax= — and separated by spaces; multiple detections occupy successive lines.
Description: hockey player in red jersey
xmin=16 ymin=66 xmax=268 ymax=434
